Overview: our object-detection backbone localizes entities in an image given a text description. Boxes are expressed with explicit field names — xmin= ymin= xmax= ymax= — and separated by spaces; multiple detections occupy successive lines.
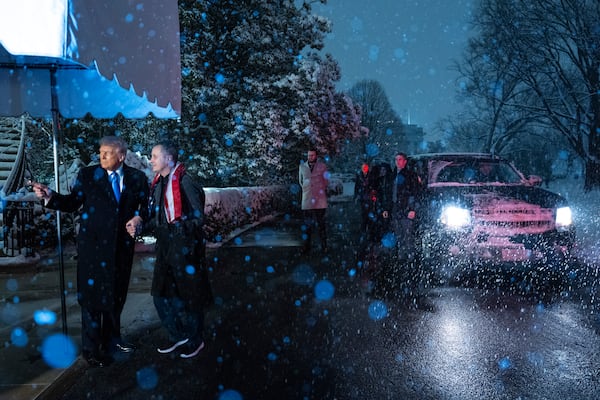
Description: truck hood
xmin=427 ymin=185 xmax=569 ymax=209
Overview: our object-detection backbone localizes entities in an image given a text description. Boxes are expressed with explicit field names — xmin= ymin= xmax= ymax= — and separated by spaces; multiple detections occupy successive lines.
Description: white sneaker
xmin=180 ymin=341 xmax=205 ymax=359
xmin=157 ymin=338 xmax=189 ymax=354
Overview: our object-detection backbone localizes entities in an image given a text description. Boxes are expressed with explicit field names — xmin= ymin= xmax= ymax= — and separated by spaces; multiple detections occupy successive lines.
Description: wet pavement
xmin=0 ymin=198 xmax=360 ymax=399
xmin=1 ymin=196 xmax=600 ymax=399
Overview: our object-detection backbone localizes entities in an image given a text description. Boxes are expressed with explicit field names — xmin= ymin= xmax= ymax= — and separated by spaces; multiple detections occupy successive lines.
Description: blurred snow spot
xmin=10 ymin=327 xmax=28 ymax=347
xmin=136 ymin=366 xmax=159 ymax=390
xmin=292 ymin=264 xmax=315 ymax=286
xmin=141 ymin=257 xmax=155 ymax=271
xmin=185 ymin=265 xmax=196 ymax=275
xmin=34 ymin=309 xmax=57 ymax=326
xmin=314 ymin=280 xmax=335 ymax=301
xmin=535 ymin=303 xmax=545 ymax=313
xmin=41 ymin=334 xmax=77 ymax=368
xmin=366 ymin=143 xmax=379 ymax=157
xmin=1 ymin=303 xmax=20 ymax=325
xmin=368 ymin=300 xmax=388 ymax=320
xmin=526 ymin=351 xmax=544 ymax=368
xmin=381 ymin=232 xmax=396 ymax=248
xmin=218 ymin=389 xmax=243 ymax=400
xmin=395 ymin=352 xmax=404 ymax=364
xmin=6 ymin=278 xmax=18 ymax=292
xmin=498 ymin=357 xmax=511 ymax=370
xmin=393 ymin=47 xmax=406 ymax=60
xmin=369 ymin=45 xmax=380 ymax=61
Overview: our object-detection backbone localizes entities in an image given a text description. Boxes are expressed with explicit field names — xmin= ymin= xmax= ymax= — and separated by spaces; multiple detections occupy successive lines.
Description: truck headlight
xmin=440 ymin=206 xmax=471 ymax=229
xmin=555 ymin=206 xmax=573 ymax=230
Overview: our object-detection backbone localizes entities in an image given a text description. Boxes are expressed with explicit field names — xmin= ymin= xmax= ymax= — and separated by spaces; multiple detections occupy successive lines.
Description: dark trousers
xmin=359 ymin=202 xmax=372 ymax=233
xmin=302 ymin=208 xmax=327 ymax=250
xmin=391 ymin=212 xmax=417 ymax=261
xmin=81 ymin=306 xmax=121 ymax=358
xmin=154 ymin=296 xmax=204 ymax=346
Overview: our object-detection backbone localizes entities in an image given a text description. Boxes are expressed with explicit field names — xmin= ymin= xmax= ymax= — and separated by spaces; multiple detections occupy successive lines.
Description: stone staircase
xmin=0 ymin=117 xmax=26 ymax=195
xmin=0 ymin=117 xmax=31 ymax=256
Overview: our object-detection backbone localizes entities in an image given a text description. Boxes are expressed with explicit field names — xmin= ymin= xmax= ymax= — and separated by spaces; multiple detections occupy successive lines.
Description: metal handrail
xmin=0 ymin=116 xmax=26 ymax=195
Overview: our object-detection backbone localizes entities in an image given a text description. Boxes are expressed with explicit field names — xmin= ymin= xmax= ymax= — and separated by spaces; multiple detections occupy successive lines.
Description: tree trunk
xmin=584 ymin=160 xmax=600 ymax=191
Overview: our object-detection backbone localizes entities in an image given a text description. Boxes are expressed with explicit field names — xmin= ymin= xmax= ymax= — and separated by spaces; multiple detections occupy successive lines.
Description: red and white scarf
xmin=151 ymin=162 xmax=185 ymax=223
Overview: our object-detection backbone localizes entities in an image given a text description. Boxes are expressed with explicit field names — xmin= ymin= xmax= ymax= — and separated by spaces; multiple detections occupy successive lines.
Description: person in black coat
xmin=32 ymin=136 xmax=149 ymax=367
xmin=354 ymin=162 xmax=375 ymax=233
xmin=147 ymin=140 xmax=213 ymax=359
xmin=354 ymin=161 xmax=393 ymax=286
xmin=387 ymin=152 xmax=422 ymax=261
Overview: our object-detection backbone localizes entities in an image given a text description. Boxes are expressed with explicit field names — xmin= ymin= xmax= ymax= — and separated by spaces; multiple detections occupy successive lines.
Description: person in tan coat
xmin=298 ymin=148 xmax=329 ymax=254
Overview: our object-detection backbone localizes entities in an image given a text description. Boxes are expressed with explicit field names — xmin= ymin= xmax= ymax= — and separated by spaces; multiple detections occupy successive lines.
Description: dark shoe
xmin=114 ymin=342 xmax=136 ymax=353
xmin=85 ymin=356 xmax=111 ymax=368
xmin=180 ymin=341 xmax=205 ymax=359
xmin=157 ymin=338 xmax=189 ymax=354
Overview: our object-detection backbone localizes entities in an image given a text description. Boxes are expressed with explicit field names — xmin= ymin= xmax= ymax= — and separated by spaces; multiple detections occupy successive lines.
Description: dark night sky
xmin=312 ymin=0 xmax=474 ymax=136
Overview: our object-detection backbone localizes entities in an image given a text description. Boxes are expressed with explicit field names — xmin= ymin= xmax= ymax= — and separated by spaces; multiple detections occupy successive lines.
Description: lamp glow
xmin=0 ymin=0 xmax=67 ymax=58
xmin=555 ymin=206 xmax=573 ymax=230
xmin=440 ymin=205 xmax=471 ymax=229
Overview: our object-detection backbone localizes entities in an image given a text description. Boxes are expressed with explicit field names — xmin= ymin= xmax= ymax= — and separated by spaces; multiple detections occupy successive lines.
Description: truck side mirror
xmin=527 ymin=175 xmax=543 ymax=186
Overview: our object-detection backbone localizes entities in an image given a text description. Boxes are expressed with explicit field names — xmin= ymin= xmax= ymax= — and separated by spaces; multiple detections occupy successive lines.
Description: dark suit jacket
xmin=46 ymin=163 xmax=149 ymax=311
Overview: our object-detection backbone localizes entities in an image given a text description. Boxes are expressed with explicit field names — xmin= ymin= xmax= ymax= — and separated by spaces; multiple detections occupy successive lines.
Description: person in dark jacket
xmin=354 ymin=162 xmax=392 ymax=238
xmin=387 ymin=152 xmax=422 ymax=261
xmin=32 ymin=136 xmax=148 ymax=367
xmin=354 ymin=161 xmax=393 ymax=286
xmin=147 ymin=140 xmax=213 ymax=359
xmin=354 ymin=162 xmax=375 ymax=233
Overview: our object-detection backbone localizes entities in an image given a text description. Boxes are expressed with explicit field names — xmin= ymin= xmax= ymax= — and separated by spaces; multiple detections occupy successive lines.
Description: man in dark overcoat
xmin=32 ymin=136 xmax=148 ymax=367
xmin=147 ymin=140 xmax=213 ymax=359
xmin=387 ymin=152 xmax=422 ymax=261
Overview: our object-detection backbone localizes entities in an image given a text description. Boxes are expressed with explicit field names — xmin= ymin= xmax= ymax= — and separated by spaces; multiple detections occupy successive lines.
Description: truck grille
xmin=473 ymin=207 xmax=554 ymax=235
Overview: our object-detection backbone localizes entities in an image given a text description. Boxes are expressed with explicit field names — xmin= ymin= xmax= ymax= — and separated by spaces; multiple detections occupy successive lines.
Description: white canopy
xmin=0 ymin=0 xmax=181 ymax=119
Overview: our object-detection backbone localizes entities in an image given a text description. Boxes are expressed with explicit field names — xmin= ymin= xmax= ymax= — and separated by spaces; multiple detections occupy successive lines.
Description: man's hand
xmin=31 ymin=181 xmax=52 ymax=201
xmin=407 ymin=210 xmax=416 ymax=220
xmin=126 ymin=216 xmax=143 ymax=238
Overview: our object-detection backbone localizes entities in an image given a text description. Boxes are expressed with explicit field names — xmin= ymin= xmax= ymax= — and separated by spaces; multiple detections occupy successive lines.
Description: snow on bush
xmin=327 ymin=173 xmax=353 ymax=197
xmin=204 ymin=185 xmax=293 ymax=242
